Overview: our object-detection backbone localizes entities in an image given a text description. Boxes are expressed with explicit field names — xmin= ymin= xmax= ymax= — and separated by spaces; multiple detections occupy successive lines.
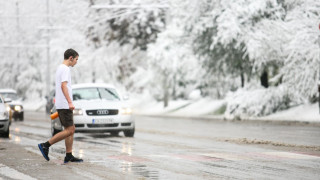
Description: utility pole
xmin=318 ymin=23 xmax=320 ymax=113
xmin=15 ymin=1 xmax=20 ymax=89
xmin=46 ymin=0 xmax=51 ymax=97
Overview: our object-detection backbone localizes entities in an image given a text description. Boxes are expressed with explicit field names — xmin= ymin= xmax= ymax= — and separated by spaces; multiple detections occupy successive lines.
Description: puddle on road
xmin=121 ymin=142 xmax=132 ymax=155
xmin=120 ymin=162 xmax=159 ymax=179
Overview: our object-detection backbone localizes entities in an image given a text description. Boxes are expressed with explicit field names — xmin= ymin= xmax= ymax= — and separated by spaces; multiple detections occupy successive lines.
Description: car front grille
xmin=121 ymin=123 xmax=131 ymax=126
xmin=75 ymin=124 xmax=85 ymax=128
xmin=87 ymin=123 xmax=119 ymax=128
xmin=86 ymin=109 xmax=118 ymax=116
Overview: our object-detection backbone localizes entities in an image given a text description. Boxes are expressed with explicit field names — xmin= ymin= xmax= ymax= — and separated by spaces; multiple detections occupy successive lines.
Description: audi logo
xmin=97 ymin=110 xmax=109 ymax=115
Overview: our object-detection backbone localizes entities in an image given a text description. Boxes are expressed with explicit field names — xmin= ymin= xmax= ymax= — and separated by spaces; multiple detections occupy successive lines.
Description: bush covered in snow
xmin=224 ymin=85 xmax=304 ymax=120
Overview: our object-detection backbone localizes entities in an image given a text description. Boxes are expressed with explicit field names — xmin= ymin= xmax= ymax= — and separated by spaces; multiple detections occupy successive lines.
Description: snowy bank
xmin=23 ymin=95 xmax=320 ymax=123
xmin=131 ymin=94 xmax=320 ymax=123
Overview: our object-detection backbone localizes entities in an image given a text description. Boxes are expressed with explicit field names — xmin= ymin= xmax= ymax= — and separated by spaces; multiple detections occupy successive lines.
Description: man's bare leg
xmin=48 ymin=125 xmax=75 ymax=145
xmin=65 ymin=131 xmax=74 ymax=153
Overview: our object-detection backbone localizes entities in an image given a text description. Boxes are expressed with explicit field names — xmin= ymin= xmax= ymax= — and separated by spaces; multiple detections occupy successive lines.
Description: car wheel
xmin=124 ymin=128 xmax=135 ymax=137
xmin=19 ymin=114 xmax=24 ymax=121
xmin=51 ymin=127 xmax=61 ymax=137
xmin=3 ymin=126 xmax=9 ymax=138
xmin=111 ymin=131 xmax=119 ymax=136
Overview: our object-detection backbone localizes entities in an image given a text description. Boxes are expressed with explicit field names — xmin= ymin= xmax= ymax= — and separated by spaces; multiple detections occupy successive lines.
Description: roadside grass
xmin=210 ymin=104 xmax=227 ymax=115
xmin=166 ymin=102 xmax=193 ymax=113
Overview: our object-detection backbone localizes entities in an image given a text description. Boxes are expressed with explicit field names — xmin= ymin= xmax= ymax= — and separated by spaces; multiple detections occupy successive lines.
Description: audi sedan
xmin=51 ymin=83 xmax=135 ymax=137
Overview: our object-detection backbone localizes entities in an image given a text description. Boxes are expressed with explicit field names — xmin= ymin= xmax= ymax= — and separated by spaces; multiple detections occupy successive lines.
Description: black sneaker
xmin=64 ymin=155 xmax=83 ymax=163
xmin=38 ymin=143 xmax=50 ymax=161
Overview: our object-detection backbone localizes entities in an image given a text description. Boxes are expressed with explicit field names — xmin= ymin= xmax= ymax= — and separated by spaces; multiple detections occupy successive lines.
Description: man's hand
xmin=68 ymin=102 xmax=75 ymax=110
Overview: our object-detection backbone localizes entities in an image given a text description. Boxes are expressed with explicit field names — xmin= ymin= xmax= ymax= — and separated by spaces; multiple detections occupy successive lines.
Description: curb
xmin=133 ymin=114 xmax=320 ymax=127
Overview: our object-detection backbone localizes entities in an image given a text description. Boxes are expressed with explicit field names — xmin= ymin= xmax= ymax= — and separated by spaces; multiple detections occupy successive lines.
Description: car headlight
xmin=6 ymin=106 xmax=11 ymax=112
xmin=4 ymin=111 xmax=8 ymax=118
xmin=14 ymin=105 xmax=21 ymax=111
xmin=73 ymin=109 xmax=83 ymax=116
xmin=0 ymin=111 xmax=8 ymax=119
xmin=120 ymin=107 xmax=132 ymax=115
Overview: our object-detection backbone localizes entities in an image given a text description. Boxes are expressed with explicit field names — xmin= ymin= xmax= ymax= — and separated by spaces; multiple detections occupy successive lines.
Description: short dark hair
xmin=64 ymin=49 xmax=79 ymax=60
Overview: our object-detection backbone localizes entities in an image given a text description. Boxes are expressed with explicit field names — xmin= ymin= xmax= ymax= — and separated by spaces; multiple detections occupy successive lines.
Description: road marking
xmin=0 ymin=163 xmax=36 ymax=180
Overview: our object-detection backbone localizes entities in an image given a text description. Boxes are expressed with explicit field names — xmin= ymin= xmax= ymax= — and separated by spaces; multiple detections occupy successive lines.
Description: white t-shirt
xmin=55 ymin=64 xmax=73 ymax=109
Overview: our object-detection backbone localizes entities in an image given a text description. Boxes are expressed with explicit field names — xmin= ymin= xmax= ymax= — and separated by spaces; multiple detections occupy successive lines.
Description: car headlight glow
xmin=73 ymin=109 xmax=83 ymax=116
xmin=6 ymin=106 xmax=11 ymax=112
xmin=120 ymin=107 xmax=132 ymax=115
xmin=14 ymin=105 xmax=21 ymax=111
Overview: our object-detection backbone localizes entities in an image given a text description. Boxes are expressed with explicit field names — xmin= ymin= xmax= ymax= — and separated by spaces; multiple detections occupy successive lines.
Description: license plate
xmin=92 ymin=118 xmax=113 ymax=124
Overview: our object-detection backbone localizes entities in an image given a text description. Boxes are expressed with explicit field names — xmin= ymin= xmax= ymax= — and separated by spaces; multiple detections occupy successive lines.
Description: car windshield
xmin=73 ymin=87 xmax=120 ymax=101
xmin=0 ymin=93 xmax=18 ymax=100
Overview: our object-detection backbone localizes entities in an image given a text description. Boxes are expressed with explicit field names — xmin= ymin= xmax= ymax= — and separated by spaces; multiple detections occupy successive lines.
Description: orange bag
xmin=50 ymin=112 xmax=59 ymax=120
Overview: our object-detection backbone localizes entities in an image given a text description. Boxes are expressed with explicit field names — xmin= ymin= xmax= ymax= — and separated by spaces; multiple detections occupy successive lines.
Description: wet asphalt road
xmin=1 ymin=111 xmax=320 ymax=179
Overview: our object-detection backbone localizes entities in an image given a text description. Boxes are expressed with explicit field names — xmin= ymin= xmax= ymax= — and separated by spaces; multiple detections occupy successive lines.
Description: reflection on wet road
xmin=3 ymin=111 xmax=320 ymax=179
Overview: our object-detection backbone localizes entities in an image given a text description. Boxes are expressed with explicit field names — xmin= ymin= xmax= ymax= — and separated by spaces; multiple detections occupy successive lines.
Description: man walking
xmin=38 ymin=49 xmax=83 ymax=163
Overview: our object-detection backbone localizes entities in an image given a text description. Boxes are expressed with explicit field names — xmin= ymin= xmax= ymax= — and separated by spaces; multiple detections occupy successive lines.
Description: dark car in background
xmin=0 ymin=89 xmax=24 ymax=121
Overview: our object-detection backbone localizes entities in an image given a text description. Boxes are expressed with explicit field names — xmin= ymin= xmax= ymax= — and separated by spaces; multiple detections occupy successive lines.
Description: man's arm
xmin=61 ymin=81 xmax=74 ymax=110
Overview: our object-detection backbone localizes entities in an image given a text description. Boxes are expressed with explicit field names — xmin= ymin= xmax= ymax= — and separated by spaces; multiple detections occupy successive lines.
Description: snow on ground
xmin=130 ymin=96 xmax=320 ymax=122
xmin=260 ymin=103 xmax=320 ymax=122
xmin=23 ymin=98 xmax=46 ymax=111
xmin=23 ymin=97 xmax=320 ymax=123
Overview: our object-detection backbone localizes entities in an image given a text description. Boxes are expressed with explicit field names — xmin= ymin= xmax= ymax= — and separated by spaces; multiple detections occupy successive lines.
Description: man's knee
xmin=65 ymin=126 xmax=75 ymax=135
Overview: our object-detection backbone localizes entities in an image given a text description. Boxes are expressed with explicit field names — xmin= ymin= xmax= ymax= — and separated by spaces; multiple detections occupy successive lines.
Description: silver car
xmin=51 ymin=83 xmax=135 ymax=137
xmin=0 ymin=95 xmax=10 ymax=138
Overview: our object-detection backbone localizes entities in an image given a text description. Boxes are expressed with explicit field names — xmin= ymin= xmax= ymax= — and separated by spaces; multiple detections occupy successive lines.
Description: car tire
xmin=124 ymin=128 xmax=135 ymax=137
xmin=51 ymin=127 xmax=61 ymax=137
xmin=3 ymin=126 xmax=9 ymax=138
xmin=19 ymin=114 xmax=24 ymax=121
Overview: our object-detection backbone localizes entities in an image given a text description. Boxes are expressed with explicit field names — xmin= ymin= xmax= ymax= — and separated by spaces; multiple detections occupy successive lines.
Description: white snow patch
xmin=261 ymin=103 xmax=320 ymax=122
xmin=23 ymin=99 xmax=46 ymax=112
xmin=171 ymin=98 xmax=225 ymax=116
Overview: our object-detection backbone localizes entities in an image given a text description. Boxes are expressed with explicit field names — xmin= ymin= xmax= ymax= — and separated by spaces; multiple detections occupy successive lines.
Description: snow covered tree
xmin=148 ymin=20 xmax=201 ymax=107
xmin=190 ymin=0 xmax=287 ymax=97
xmin=85 ymin=0 xmax=166 ymax=91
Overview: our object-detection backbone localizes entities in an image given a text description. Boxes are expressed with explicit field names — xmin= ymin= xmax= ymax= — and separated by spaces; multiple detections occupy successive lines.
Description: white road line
xmin=0 ymin=163 xmax=36 ymax=180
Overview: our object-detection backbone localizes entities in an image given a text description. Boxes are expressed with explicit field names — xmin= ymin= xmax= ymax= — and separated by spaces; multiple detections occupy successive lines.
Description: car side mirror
xmin=4 ymin=98 xmax=12 ymax=103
